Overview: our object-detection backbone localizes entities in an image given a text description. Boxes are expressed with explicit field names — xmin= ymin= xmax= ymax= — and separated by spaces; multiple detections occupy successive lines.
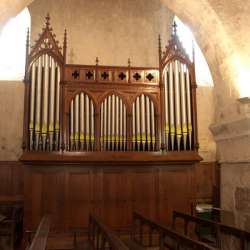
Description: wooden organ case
xmin=21 ymin=15 xmax=202 ymax=233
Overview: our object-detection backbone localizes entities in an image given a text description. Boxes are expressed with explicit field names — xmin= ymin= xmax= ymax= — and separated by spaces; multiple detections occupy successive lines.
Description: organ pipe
xmin=91 ymin=102 xmax=94 ymax=150
xmin=169 ymin=62 xmax=175 ymax=150
xmin=174 ymin=60 xmax=181 ymax=151
xmin=180 ymin=63 xmax=188 ymax=150
xmin=132 ymin=103 xmax=136 ymax=150
xmin=163 ymin=69 xmax=169 ymax=151
xmin=29 ymin=62 xmax=36 ymax=150
xmin=185 ymin=65 xmax=193 ymax=149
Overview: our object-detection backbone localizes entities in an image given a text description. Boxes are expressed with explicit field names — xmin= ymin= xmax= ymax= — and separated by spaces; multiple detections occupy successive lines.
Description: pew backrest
xmin=173 ymin=211 xmax=250 ymax=250
xmin=132 ymin=212 xmax=217 ymax=250
xmin=26 ymin=215 xmax=50 ymax=250
xmin=89 ymin=214 xmax=129 ymax=250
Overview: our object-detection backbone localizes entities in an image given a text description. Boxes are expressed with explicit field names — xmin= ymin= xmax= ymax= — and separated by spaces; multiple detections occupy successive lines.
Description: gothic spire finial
xmin=172 ymin=21 xmax=177 ymax=36
xmin=96 ymin=57 xmax=99 ymax=66
xmin=158 ymin=34 xmax=162 ymax=52
xmin=45 ymin=13 xmax=50 ymax=28
xmin=128 ymin=58 xmax=131 ymax=67
xmin=63 ymin=29 xmax=67 ymax=63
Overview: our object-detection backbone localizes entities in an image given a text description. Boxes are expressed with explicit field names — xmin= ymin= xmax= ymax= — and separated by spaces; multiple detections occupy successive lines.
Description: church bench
xmin=132 ymin=212 xmax=217 ymax=250
xmin=0 ymin=204 xmax=23 ymax=249
xmin=25 ymin=215 xmax=50 ymax=250
xmin=172 ymin=211 xmax=250 ymax=250
xmin=88 ymin=214 xmax=130 ymax=250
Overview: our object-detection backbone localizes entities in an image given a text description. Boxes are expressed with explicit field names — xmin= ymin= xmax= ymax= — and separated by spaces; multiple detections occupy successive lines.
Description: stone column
xmin=210 ymin=97 xmax=250 ymax=232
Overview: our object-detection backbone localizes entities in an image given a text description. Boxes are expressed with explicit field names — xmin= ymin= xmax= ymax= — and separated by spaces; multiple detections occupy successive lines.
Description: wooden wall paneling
xmin=67 ymin=169 xmax=91 ymax=231
xmin=132 ymin=169 xmax=157 ymax=220
xmin=158 ymin=166 xmax=195 ymax=225
xmin=29 ymin=170 xmax=43 ymax=230
xmin=195 ymin=162 xmax=217 ymax=202
xmin=102 ymin=169 xmax=132 ymax=229
xmin=91 ymin=169 xmax=103 ymax=220
xmin=41 ymin=170 xmax=66 ymax=232
xmin=0 ymin=162 xmax=23 ymax=200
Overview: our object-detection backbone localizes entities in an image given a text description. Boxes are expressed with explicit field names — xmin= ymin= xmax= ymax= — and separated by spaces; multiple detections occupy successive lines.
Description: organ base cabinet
xmin=21 ymin=151 xmax=201 ymax=233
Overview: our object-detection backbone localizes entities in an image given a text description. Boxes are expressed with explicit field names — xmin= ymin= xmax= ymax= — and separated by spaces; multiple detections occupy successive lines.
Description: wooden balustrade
xmin=88 ymin=214 xmax=129 ymax=250
xmin=25 ymin=215 xmax=50 ymax=250
xmin=172 ymin=211 xmax=250 ymax=250
xmin=132 ymin=212 xmax=216 ymax=250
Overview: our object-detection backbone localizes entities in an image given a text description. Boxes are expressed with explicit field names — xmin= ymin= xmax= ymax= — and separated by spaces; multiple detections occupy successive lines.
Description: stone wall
xmin=0 ymin=81 xmax=24 ymax=160
xmin=29 ymin=0 xmax=173 ymax=67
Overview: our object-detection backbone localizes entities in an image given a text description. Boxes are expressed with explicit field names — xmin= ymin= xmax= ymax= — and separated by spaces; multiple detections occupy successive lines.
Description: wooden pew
xmin=25 ymin=215 xmax=50 ymax=250
xmin=172 ymin=211 xmax=250 ymax=250
xmin=132 ymin=212 xmax=217 ymax=250
xmin=88 ymin=214 xmax=130 ymax=250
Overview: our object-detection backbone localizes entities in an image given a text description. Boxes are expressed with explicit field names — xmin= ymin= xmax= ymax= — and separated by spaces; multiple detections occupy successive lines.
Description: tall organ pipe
xmin=185 ymin=65 xmax=192 ymax=149
xmin=151 ymin=101 xmax=155 ymax=151
xmin=29 ymin=62 xmax=36 ymax=150
xmin=145 ymin=96 xmax=151 ymax=151
xmin=80 ymin=93 xmax=84 ymax=150
xmin=35 ymin=56 xmax=42 ymax=150
xmin=180 ymin=64 xmax=188 ymax=150
xmin=141 ymin=95 xmax=146 ymax=151
xmin=49 ymin=57 xmax=55 ymax=150
xmin=132 ymin=103 xmax=136 ymax=151
xmin=163 ymin=68 xmax=169 ymax=151
xmin=169 ymin=62 xmax=175 ymax=150
xmin=55 ymin=65 xmax=60 ymax=150
xmin=174 ymin=60 xmax=181 ymax=151
xmin=91 ymin=102 xmax=94 ymax=150
xmin=136 ymin=97 xmax=141 ymax=151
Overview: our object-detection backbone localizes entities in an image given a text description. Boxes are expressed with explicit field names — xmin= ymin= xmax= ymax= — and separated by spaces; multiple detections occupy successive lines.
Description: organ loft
xmin=0 ymin=0 xmax=250 ymax=249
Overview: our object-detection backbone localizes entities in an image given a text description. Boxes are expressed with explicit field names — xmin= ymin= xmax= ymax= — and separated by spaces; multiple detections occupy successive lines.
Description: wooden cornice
xmin=20 ymin=151 xmax=202 ymax=166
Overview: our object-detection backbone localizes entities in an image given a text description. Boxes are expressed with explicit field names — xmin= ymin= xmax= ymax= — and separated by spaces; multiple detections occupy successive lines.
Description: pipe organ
xmin=23 ymin=15 xmax=198 ymax=155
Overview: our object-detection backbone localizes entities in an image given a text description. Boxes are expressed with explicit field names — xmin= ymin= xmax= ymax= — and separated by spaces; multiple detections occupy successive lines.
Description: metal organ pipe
xmin=91 ymin=102 xmax=94 ymax=150
xmin=150 ymin=100 xmax=155 ymax=151
xmin=163 ymin=68 xmax=169 ymax=151
xmin=41 ymin=54 xmax=49 ymax=150
xmin=29 ymin=62 xmax=36 ymax=150
xmin=123 ymin=105 xmax=126 ymax=151
xmin=35 ymin=56 xmax=42 ymax=150
xmin=145 ymin=96 xmax=151 ymax=150
xmin=75 ymin=94 xmax=79 ymax=150
xmin=49 ymin=57 xmax=55 ymax=150
xmin=168 ymin=62 xmax=175 ymax=151
xmin=132 ymin=103 xmax=136 ymax=151
xmin=55 ymin=65 xmax=60 ymax=150
xmin=174 ymin=60 xmax=181 ymax=151
xmin=141 ymin=94 xmax=146 ymax=151
xmin=80 ymin=93 xmax=84 ymax=150
xmin=119 ymin=99 xmax=123 ymax=150
xmin=70 ymin=100 xmax=74 ymax=150
xmin=180 ymin=63 xmax=188 ymax=150
xmin=185 ymin=65 xmax=193 ymax=149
